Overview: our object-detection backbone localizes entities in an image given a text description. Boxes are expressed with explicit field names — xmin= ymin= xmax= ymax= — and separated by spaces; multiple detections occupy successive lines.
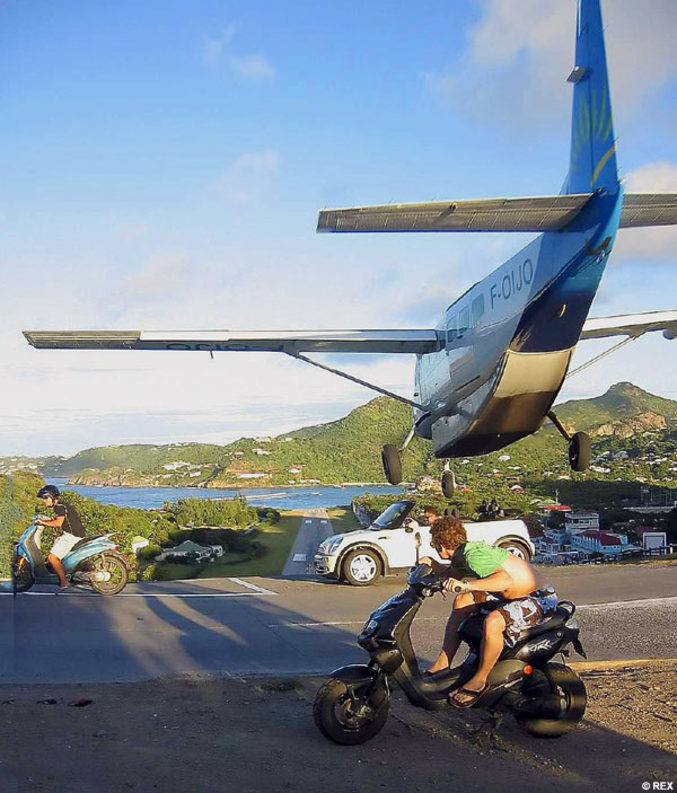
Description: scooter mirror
xmin=407 ymin=563 xmax=433 ymax=585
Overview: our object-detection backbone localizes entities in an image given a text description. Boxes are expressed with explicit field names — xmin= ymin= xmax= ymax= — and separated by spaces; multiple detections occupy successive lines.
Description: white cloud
xmin=229 ymin=54 xmax=275 ymax=80
xmin=202 ymin=25 xmax=275 ymax=79
xmin=614 ymin=160 xmax=677 ymax=261
xmin=126 ymin=253 xmax=189 ymax=296
xmin=426 ymin=0 xmax=677 ymax=128
xmin=211 ymin=149 xmax=280 ymax=205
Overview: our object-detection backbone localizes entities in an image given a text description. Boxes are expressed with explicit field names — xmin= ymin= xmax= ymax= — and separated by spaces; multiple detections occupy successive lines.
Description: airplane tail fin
xmin=564 ymin=0 xmax=619 ymax=195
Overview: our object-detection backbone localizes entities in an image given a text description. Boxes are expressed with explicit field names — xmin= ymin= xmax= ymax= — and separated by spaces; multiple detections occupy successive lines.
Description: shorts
xmin=49 ymin=532 xmax=81 ymax=560
xmin=473 ymin=585 xmax=559 ymax=646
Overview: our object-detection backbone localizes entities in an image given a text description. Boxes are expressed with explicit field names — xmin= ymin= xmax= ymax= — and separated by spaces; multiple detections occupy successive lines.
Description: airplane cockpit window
xmin=446 ymin=314 xmax=457 ymax=346
xmin=458 ymin=307 xmax=470 ymax=338
xmin=472 ymin=294 xmax=485 ymax=325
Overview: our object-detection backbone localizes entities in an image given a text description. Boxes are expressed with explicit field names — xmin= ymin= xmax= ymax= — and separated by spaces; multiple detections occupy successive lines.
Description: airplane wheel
xmin=381 ymin=444 xmax=402 ymax=485
xmin=568 ymin=432 xmax=591 ymax=472
xmin=441 ymin=470 xmax=456 ymax=498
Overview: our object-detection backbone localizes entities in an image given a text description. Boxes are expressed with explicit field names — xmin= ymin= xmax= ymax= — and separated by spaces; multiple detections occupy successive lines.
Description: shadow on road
xmin=4 ymin=576 xmax=676 ymax=793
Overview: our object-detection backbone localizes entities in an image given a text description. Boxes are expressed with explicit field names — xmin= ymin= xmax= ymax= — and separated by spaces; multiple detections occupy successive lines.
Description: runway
xmin=2 ymin=561 xmax=676 ymax=684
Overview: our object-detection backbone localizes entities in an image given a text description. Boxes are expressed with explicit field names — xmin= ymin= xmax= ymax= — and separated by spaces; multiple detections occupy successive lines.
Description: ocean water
xmin=46 ymin=479 xmax=403 ymax=511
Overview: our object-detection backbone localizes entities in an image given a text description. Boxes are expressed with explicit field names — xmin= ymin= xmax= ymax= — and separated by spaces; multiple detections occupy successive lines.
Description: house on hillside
xmin=570 ymin=530 xmax=630 ymax=556
xmin=565 ymin=511 xmax=600 ymax=536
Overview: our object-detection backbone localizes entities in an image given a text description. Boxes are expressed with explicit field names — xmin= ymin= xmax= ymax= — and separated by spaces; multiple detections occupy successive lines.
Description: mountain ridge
xmin=2 ymin=382 xmax=676 ymax=488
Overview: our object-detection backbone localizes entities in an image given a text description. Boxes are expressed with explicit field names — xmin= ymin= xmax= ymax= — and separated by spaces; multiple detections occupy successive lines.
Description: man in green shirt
xmin=421 ymin=515 xmax=558 ymax=707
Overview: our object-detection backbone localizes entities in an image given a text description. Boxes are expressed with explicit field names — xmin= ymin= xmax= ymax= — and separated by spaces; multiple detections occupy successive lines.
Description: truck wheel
xmin=497 ymin=539 xmax=532 ymax=561
xmin=342 ymin=549 xmax=381 ymax=586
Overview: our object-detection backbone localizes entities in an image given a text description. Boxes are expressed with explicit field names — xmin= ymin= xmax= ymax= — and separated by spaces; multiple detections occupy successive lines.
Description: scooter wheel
xmin=89 ymin=552 xmax=129 ymax=596
xmin=12 ymin=555 xmax=34 ymax=594
xmin=313 ymin=678 xmax=390 ymax=745
xmin=516 ymin=663 xmax=587 ymax=738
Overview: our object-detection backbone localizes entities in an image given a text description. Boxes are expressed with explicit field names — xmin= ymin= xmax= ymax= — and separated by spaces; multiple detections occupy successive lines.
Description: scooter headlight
xmin=361 ymin=618 xmax=378 ymax=636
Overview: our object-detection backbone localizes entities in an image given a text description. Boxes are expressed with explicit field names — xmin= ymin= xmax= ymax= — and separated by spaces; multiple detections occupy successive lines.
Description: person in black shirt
xmin=36 ymin=485 xmax=86 ymax=593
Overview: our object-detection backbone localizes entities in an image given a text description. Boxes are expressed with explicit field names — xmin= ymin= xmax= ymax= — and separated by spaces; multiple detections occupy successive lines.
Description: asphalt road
xmin=2 ymin=558 xmax=676 ymax=684
xmin=281 ymin=509 xmax=333 ymax=576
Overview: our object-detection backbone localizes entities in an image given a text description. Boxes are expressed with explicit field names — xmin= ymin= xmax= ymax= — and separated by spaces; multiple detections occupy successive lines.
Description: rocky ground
xmin=1 ymin=661 xmax=675 ymax=793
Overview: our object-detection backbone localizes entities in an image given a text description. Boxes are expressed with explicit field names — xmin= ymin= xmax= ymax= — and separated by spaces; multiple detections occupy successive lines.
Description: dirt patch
xmin=1 ymin=663 xmax=675 ymax=793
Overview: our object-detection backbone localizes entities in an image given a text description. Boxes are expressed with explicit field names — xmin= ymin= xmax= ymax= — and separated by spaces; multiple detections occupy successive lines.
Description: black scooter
xmin=314 ymin=564 xmax=587 ymax=744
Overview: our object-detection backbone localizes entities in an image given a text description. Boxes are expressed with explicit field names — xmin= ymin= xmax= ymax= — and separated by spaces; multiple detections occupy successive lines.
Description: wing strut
xmin=566 ymin=335 xmax=641 ymax=381
xmin=286 ymin=351 xmax=425 ymax=410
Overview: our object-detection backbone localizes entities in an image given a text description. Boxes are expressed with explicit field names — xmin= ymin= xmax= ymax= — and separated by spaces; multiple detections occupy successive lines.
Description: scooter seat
xmin=459 ymin=604 xmax=571 ymax=648
xmin=512 ymin=606 xmax=570 ymax=643
xmin=70 ymin=535 xmax=106 ymax=552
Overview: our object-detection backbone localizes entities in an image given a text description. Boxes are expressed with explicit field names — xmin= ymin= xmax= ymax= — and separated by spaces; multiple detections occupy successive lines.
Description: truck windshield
xmin=371 ymin=501 xmax=414 ymax=530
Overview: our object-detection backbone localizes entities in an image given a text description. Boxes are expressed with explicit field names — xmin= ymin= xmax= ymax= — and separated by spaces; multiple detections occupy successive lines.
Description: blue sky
xmin=2 ymin=0 xmax=677 ymax=456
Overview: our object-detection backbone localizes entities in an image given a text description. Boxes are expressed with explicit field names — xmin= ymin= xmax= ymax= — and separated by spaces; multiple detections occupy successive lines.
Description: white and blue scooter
xmin=13 ymin=518 xmax=129 ymax=595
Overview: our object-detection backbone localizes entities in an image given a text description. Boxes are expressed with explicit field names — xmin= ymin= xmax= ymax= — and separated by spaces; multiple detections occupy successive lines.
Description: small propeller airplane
xmin=24 ymin=0 xmax=677 ymax=496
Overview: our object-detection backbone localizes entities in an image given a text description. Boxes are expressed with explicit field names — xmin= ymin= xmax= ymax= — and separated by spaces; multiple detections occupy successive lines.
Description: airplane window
xmin=446 ymin=314 xmax=457 ymax=346
xmin=472 ymin=294 xmax=485 ymax=325
xmin=458 ymin=307 xmax=470 ymax=337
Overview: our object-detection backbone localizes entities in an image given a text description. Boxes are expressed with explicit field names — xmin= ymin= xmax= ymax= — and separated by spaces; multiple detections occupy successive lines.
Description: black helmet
xmin=37 ymin=484 xmax=60 ymax=500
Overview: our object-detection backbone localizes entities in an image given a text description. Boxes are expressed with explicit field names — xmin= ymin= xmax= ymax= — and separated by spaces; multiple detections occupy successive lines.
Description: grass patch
xmin=148 ymin=562 xmax=202 ymax=581
xmin=196 ymin=514 xmax=301 ymax=578
xmin=325 ymin=505 xmax=361 ymax=535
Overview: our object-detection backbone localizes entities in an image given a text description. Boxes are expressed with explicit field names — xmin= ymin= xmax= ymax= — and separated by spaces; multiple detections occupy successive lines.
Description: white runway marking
xmin=227 ymin=578 xmax=276 ymax=595
xmin=267 ymin=596 xmax=677 ymax=629
xmin=292 ymin=554 xmax=307 ymax=562
xmin=577 ymin=595 xmax=677 ymax=610
xmin=2 ymin=578 xmax=276 ymax=598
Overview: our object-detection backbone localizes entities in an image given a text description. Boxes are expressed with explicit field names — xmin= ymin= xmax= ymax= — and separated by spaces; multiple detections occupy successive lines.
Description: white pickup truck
xmin=314 ymin=499 xmax=535 ymax=586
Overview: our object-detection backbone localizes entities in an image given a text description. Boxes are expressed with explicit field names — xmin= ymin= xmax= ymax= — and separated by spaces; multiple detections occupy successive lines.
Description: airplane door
xmin=446 ymin=301 xmax=480 ymax=392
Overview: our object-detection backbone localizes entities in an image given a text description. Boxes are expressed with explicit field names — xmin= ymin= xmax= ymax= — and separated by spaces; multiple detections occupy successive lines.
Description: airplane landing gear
xmin=441 ymin=468 xmax=457 ymax=498
xmin=381 ymin=444 xmax=402 ymax=485
xmin=547 ymin=411 xmax=591 ymax=472
xmin=568 ymin=432 xmax=591 ymax=472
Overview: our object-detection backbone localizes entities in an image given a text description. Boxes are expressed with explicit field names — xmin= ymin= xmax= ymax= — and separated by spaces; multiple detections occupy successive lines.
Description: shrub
xmin=141 ymin=564 xmax=158 ymax=581
xmin=137 ymin=544 xmax=162 ymax=561
xmin=257 ymin=507 xmax=280 ymax=524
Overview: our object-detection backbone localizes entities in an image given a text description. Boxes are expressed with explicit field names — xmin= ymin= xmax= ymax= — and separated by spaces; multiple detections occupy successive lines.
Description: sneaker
xmin=56 ymin=584 xmax=72 ymax=595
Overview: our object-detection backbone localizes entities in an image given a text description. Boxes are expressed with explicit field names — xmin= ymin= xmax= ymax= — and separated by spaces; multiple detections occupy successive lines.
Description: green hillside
xmin=2 ymin=383 xmax=676 ymax=495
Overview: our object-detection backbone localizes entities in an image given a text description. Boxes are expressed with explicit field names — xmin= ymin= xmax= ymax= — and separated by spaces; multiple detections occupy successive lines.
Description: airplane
xmin=23 ymin=0 xmax=677 ymax=497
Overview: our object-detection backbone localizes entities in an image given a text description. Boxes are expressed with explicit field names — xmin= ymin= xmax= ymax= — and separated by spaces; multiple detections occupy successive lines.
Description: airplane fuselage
xmin=413 ymin=187 xmax=624 ymax=459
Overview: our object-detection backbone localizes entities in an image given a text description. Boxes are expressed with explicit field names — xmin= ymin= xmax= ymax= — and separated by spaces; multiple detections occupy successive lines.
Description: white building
xmin=564 ymin=511 xmax=600 ymax=535
xmin=570 ymin=530 xmax=629 ymax=556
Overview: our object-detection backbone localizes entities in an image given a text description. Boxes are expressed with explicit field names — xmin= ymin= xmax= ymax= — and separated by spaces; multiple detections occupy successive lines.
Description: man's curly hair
xmin=430 ymin=515 xmax=467 ymax=552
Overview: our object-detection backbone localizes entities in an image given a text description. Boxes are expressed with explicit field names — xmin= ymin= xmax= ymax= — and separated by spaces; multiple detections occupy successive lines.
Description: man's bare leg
xmin=427 ymin=592 xmax=477 ymax=673
xmin=450 ymin=610 xmax=506 ymax=704
xmin=47 ymin=553 xmax=69 ymax=588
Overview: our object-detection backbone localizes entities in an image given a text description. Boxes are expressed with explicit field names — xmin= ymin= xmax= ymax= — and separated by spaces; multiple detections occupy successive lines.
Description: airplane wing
xmin=580 ymin=309 xmax=677 ymax=340
xmin=22 ymin=329 xmax=440 ymax=354
xmin=619 ymin=194 xmax=677 ymax=228
xmin=317 ymin=192 xmax=677 ymax=233
xmin=317 ymin=194 xmax=594 ymax=233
